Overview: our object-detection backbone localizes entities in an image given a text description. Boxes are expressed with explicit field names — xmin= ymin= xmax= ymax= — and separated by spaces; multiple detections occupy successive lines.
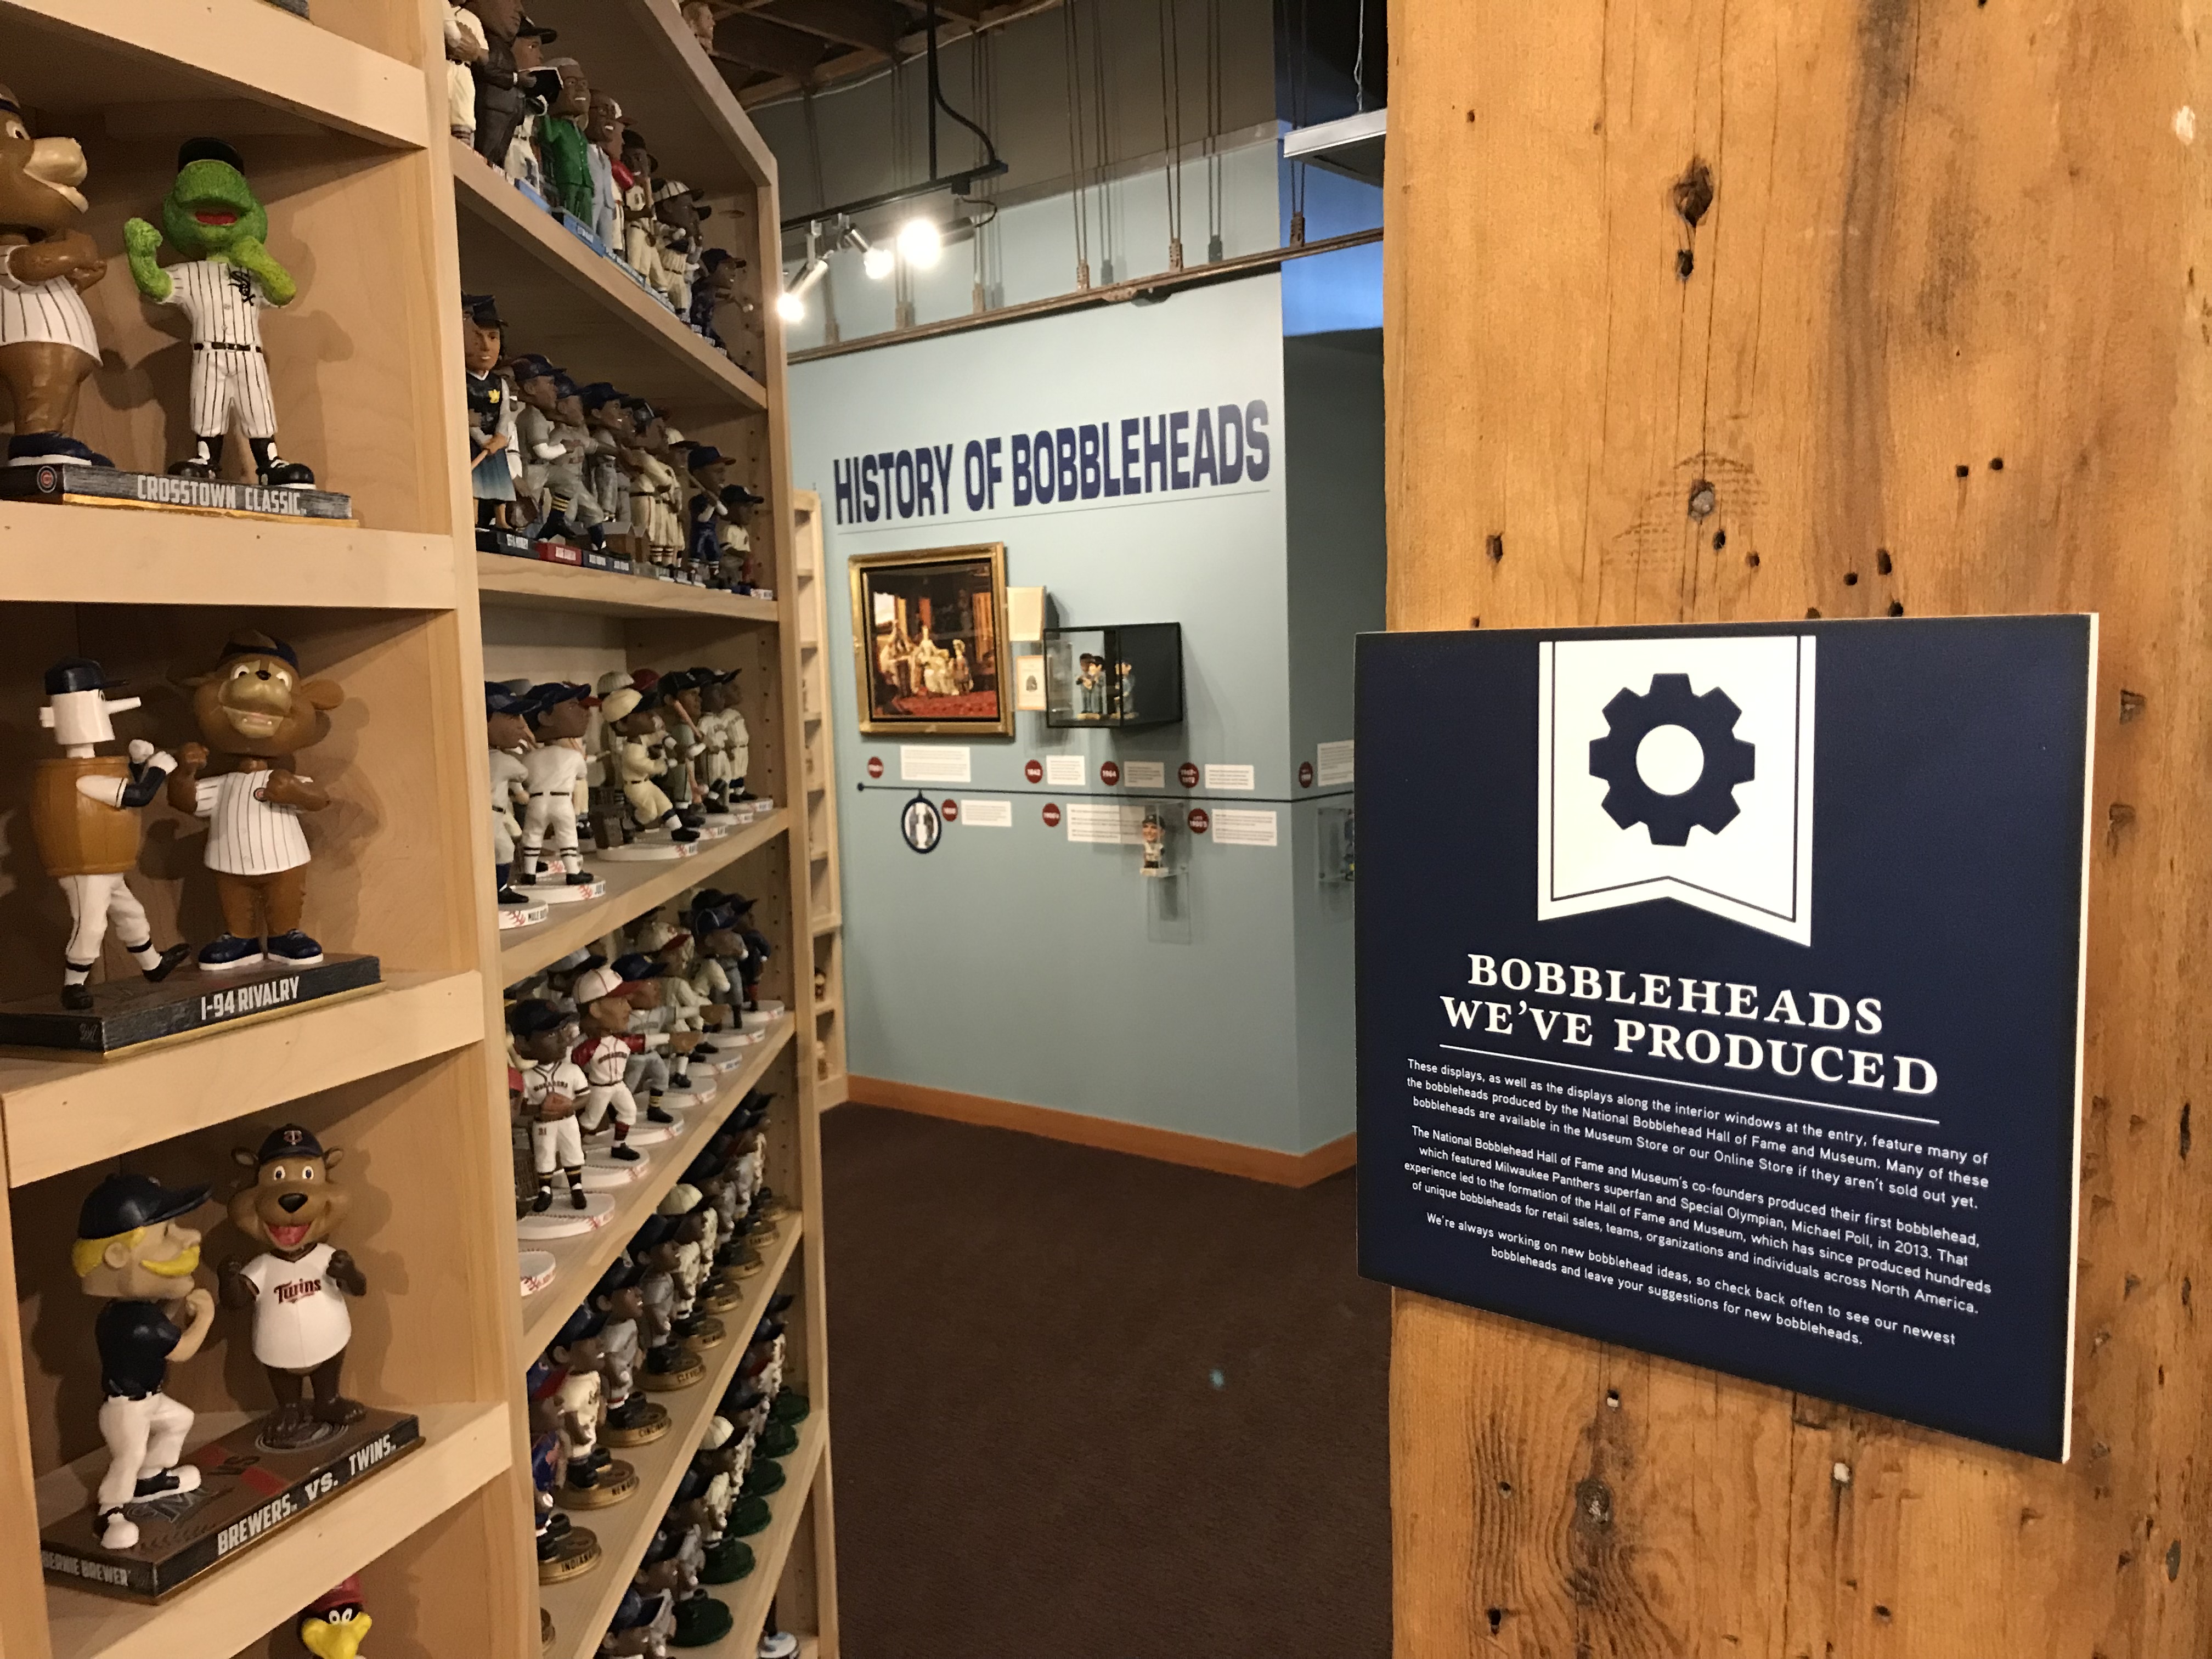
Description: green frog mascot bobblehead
xmin=123 ymin=139 xmax=317 ymax=489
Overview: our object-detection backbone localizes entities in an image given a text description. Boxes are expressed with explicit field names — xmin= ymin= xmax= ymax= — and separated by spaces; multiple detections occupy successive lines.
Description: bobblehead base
xmin=516 ymin=1193 xmax=617 ymax=1240
xmin=521 ymin=877 xmax=607 ymax=905
xmin=38 ymin=1408 xmax=420 ymax=1602
xmin=595 ymin=836 xmax=704 ymax=862
xmin=0 ymin=463 xmax=352 ymax=523
xmin=538 ymin=1522 xmax=601 ymax=1584
xmin=0 ymin=953 xmax=381 ymax=1054
xmin=637 ymin=1345 xmax=707 ymax=1392
xmin=600 ymin=1398 xmax=671 ymax=1448
xmin=519 ymin=1249 xmax=559 ymax=1297
xmin=478 ymin=526 xmax=535 ymax=557
xmin=499 ymin=901 xmax=551 ymax=931
xmin=555 ymin=1457 xmax=639 ymax=1511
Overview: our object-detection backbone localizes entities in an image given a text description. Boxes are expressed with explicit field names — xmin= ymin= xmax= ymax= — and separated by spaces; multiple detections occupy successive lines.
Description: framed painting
xmin=848 ymin=543 xmax=1015 ymax=737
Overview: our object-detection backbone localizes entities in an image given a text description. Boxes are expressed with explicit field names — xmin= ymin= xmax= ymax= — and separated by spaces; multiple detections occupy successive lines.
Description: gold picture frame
xmin=848 ymin=543 xmax=1016 ymax=737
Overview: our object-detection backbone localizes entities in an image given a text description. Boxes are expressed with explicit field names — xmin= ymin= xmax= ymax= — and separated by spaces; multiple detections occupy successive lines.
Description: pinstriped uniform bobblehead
xmin=166 ymin=632 xmax=345 ymax=971
xmin=0 ymin=82 xmax=108 ymax=467
xmin=123 ymin=138 xmax=316 ymax=490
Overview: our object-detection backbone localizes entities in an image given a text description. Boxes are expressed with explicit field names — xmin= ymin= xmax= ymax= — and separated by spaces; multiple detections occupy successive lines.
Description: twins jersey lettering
xmin=0 ymin=248 xmax=99 ymax=359
xmin=195 ymin=772 xmax=311 ymax=876
xmin=156 ymin=259 xmax=280 ymax=440
xmin=240 ymin=1243 xmax=351 ymax=1371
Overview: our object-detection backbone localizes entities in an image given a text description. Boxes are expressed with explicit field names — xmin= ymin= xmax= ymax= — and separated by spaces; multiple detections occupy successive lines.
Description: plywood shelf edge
xmin=498 ymin=812 xmax=789 ymax=983
xmin=42 ymin=1400 xmax=509 ymax=1659
xmin=1 ymin=969 xmax=485 ymax=1187
xmin=0 ymin=0 xmax=431 ymax=149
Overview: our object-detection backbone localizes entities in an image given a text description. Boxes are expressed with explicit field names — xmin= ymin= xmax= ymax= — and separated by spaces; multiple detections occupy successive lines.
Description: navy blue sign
xmin=1356 ymin=617 xmax=2094 ymax=1459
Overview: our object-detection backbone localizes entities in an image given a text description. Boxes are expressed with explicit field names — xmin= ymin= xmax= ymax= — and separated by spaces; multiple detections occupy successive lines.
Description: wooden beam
xmin=709 ymin=11 xmax=831 ymax=79
xmin=743 ymin=0 xmax=905 ymax=55
xmin=1386 ymin=0 xmax=2212 ymax=1656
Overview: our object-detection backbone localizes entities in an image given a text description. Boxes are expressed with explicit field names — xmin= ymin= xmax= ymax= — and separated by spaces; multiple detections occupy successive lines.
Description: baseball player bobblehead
xmin=32 ymin=659 xmax=194 ymax=1008
xmin=511 ymin=1000 xmax=591 ymax=1210
xmin=123 ymin=139 xmax=316 ymax=489
xmin=72 ymin=1172 xmax=217 ymax=1550
xmin=487 ymin=682 xmax=535 ymax=907
xmin=520 ymin=682 xmax=601 ymax=889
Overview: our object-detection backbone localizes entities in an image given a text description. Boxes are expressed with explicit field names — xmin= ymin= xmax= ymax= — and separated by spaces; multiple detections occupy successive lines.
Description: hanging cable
xmin=1288 ymin=0 xmax=1309 ymax=245
xmin=973 ymin=27 xmax=994 ymax=311
xmin=802 ymin=89 xmax=841 ymax=342
xmin=1352 ymin=0 xmax=1367 ymax=115
xmin=923 ymin=0 xmax=1000 ymax=177
xmin=1205 ymin=0 xmax=1222 ymax=261
xmin=1158 ymin=0 xmax=1184 ymax=269
xmin=1062 ymin=0 xmax=1091 ymax=288
xmin=1090 ymin=0 xmax=1114 ymax=281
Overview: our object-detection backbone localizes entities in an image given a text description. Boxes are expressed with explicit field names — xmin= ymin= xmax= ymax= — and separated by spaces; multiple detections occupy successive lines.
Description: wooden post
xmin=1383 ymin=1 xmax=2212 ymax=1653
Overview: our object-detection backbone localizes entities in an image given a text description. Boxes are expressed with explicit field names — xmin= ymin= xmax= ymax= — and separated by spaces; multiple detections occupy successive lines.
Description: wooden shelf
xmin=1 ymin=970 xmax=483 ymax=1187
xmin=811 ymin=913 xmax=841 ymax=934
xmin=515 ymin=0 xmax=773 ymax=197
xmin=689 ymin=1412 xmax=830 ymax=1659
xmin=518 ymin=1016 xmax=793 ymax=1354
xmin=478 ymin=554 xmax=779 ymax=622
xmin=538 ymin=1217 xmax=805 ymax=1659
xmin=0 ymin=503 xmax=459 ymax=611
xmin=41 ymin=1400 xmax=509 ymax=1659
xmin=499 ymin=811 xmax=789 ymax=983
xmin=452 ymin=140 xmax=769 ymax=417
xmin=1 ymin=0 xmax=430 ymax=149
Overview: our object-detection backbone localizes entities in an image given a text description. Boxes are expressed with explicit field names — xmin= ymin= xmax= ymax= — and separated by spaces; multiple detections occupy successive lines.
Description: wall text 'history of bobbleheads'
xmin=831 ymin=400 xmax=1273 ymax=524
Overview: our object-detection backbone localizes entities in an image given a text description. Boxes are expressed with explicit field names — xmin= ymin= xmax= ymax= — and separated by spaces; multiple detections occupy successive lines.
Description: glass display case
xmin=1043 ymin=623 xmax=1184 ymax=729
xmin=1319 ymin=805 xmax=1356 ymax=885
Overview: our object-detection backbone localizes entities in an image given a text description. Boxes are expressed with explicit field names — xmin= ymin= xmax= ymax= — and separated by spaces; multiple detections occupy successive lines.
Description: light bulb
xmin=776 ymin=291 xmax=806 ymax=321
xmin=896 ymin=217 xmax=942 ymax=268
xmin=862 ymin=244 xmax=894 ymax=280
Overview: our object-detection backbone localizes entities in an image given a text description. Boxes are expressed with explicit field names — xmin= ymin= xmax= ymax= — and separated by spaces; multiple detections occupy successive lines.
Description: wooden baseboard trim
xmin=846 ymin=1075 xmax=1356 ymax=1187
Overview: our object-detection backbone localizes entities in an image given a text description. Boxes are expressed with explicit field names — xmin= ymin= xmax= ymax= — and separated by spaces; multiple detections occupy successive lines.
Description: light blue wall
xmin=792 ymin=274 xmax=1340 ymax=1152
xmin=1282 ymin=330 xmax=1385 ymax=1149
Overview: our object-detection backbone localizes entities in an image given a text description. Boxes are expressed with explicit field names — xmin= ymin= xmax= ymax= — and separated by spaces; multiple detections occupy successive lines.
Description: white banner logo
xmin=1537 ymin=634 xmax=1815 ymax=944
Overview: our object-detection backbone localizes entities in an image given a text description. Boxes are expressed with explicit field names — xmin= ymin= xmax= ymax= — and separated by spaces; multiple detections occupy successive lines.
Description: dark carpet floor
xmin=819 ymin=1105 xmax=1390 ymax=1659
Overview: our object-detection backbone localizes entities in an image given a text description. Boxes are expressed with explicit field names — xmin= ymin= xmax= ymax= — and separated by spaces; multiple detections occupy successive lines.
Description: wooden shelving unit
xmin=0 ymin=4 xmax=536 ymax=1657
xmin=453 ymin=0 xmax=838 ymax=1652
xmin=535 ymin=1217 xmax=804 ymax=1659
xmin=497 ymin=810 xmax=789 ymax=983
xmin=0 ymin=0 xmax=833 ymax=1655
xmin=517 ymin=1018 xmax=792 ymax=1356
xmin=476 ymin=552 xmax=778 ymax=623
xmin=791 ymin=494 xmax=848 ymax=1104
xmin=0 ymin=970 xmax=482 ymax=1188
xmin=452 ymin=140 xmax=769 ymax=414
xmin=38 ymin=1402 xmax=510 ymax=1659
xmin=0 ymin=503 xmax=459 ymax=611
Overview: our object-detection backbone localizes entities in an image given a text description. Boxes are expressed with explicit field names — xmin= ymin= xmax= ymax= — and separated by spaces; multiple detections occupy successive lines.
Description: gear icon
xmin=1587 ymin=673 xmax=1756 ymax=845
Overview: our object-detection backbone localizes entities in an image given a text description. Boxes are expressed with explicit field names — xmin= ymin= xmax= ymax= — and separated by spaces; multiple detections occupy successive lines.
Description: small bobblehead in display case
xmin=1043 ymin=623 xmax=1184 ymax=730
